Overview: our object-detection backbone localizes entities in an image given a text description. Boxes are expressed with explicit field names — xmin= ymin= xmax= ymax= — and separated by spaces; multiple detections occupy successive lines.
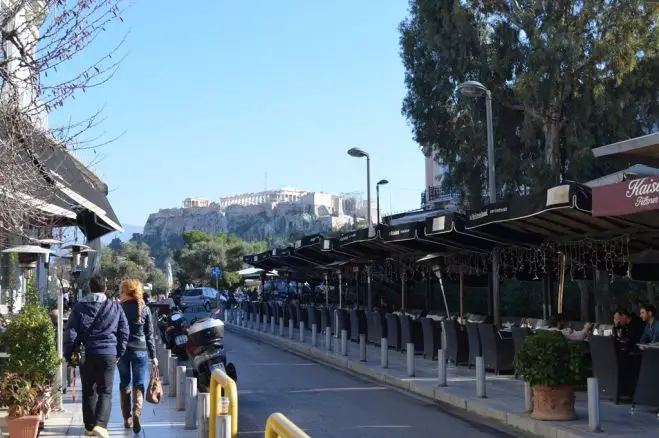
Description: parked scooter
xmin=186 ymin=317 xmax=237 ymax=392
xmin=165 ymin=310 xmax=189 ymax=360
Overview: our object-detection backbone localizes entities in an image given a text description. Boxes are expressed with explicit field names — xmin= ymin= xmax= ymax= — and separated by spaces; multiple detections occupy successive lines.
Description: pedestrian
xmin=118 ymin=279 xmax=158 ymax=433
xmin=64 ymin=275 xmax=129 ymax=438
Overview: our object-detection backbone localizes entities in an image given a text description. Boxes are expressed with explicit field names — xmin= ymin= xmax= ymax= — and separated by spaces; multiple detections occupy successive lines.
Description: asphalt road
xmin=221 ymin=327 xmax=529 ymax=438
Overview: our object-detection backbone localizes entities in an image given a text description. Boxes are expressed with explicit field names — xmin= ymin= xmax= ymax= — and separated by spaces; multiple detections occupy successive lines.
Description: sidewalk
xmin=227 ymin=319 xmax=659 ymax=438
xmin=39 ymin=368 xmax=195 ymax=438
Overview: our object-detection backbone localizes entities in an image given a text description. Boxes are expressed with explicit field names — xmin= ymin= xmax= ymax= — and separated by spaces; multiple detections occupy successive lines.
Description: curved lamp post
xmin=347 ymin=147 xmax=373 ymax=236
xmin=376 ymin=179 xmax=388 ymax=225
xmin=458 ymin=80 xmax=496 ymax=204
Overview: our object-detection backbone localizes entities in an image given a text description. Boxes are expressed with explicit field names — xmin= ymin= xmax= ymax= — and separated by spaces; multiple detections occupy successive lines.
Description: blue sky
xmin=49 ymin=0 xmax=423 ymax=227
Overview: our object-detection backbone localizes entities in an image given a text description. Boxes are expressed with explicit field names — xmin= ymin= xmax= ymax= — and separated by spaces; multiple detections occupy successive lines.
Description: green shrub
xmin=514 ymin=330 xmax=586 ymax=387
xmin=4 ymin=296 xmax=60 ymax=382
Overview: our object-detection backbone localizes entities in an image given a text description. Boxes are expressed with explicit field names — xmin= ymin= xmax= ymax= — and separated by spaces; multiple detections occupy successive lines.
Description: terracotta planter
xmin=531 ymin=385 xmax=576 ymax=421
xmin=6 ymin=415 xmax=40 ymax=438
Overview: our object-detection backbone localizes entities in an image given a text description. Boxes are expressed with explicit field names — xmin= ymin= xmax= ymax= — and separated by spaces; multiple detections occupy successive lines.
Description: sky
xmin=49 ymin=0 xmax=424 ymax=228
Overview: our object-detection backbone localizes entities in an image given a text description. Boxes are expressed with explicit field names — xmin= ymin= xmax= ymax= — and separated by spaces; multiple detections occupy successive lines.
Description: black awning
xmin=33 ymin=141 xmax=123 ymax=240
xmin=380 ymin=221 xmax=444 ymax=255
xmin=293 ymin=234 xmax=352 ymax=265
xmin=423 ymin=212 xmax=503 ymax=253
xmin=244 ymin=251 xmax=282 ymax=272
xmin=335 ymin=226 xmax=395 ymax=260
xmin=465 ymin=183 xmax=659 ymax=250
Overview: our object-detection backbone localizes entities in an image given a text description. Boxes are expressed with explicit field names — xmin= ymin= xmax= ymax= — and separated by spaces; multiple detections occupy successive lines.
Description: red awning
xmin=592 ymin=177 xmax=659 ymax=217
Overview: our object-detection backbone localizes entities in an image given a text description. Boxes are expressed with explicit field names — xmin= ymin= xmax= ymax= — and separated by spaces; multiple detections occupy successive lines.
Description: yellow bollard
xmin=209 ymin=368 xmax=238 ymax=438
xmin=264 ymin=412 xmax=311 ymax=438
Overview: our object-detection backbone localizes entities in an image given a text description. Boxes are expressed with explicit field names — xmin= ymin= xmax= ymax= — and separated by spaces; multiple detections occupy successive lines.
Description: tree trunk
xmin=543 ymin=118 xmax=561 ymax=180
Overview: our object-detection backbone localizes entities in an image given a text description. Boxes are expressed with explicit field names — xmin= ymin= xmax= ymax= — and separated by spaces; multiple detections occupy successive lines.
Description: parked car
xmin=180 ymin=287 xmax=218 ymax=312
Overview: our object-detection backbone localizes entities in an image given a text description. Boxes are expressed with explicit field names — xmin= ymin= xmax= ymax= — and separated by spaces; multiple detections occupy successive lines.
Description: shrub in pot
xmin=0 ymin=373 xmax=51 ymax=438
xmin=514 ymin=330 xmax=586 ymax=421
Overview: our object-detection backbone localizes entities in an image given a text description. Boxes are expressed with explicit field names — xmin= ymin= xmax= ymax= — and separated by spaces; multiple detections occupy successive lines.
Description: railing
xmin=209 ymin=368 xmax=238 ymax=438
xmin=264 ymin=413 xmax=310 ymax=438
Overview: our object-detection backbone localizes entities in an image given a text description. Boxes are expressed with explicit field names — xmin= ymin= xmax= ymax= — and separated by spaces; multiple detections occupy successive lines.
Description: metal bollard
xmin=176 ymin=365 xmax=186 ymax=410
xmin=437 ymin=349 xmax=447 ymax=386
xmin=168 ymin=356 xmax=178 ymax=396
xmin=406 ymin=343 xmax=415 ymax=377
xmin=587 ymin=377 xmax=601 ymax=432
xmin=279 ymin=317 xmax=284 ymax=336
xmin=524 ymin=382 xmax=532 ymax=412
xmin=289 ymin=320 xmax=294 ymax=339
xmin=311 ymin=324 xmax=317 ymax=347
xmin=184 ymin=377 xmax=198 ymax=430
xmin=359 ymin=334 xmax=366 ymax=362
xmin=197 ymin=392 xmax=210 ymax=438
xmin=381 ymin=338 xmax=388 ymax=368
xmin=263 ymin=314 xmax=268 ymax=330
xmin=325 ymin=328 xmax=331 ymax=350
xmin=340 ymin=329 xmax=348 ymax=356
xmin=162 ymin=350 xmax=171 ymax=385
xmin=476 ymin=356 xmax=486 ymax=398
xmin=271 ymin=316 xmax=275 ymax=334
xmin=299 ymin=321 xmax=305 ymax=342
xmin=215 ymin=415 xmax=231 ymax=438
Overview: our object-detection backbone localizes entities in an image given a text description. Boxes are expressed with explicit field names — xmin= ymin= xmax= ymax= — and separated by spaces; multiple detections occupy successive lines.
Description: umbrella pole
xmin=401 ymin=275 xmax=405 ymax=312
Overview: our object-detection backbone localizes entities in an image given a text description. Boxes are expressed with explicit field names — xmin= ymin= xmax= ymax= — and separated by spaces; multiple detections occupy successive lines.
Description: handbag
xmin=69 ymin=299 xmax=109 ymax=367
xmin=146 ymin=363 xmax=163 ymax=404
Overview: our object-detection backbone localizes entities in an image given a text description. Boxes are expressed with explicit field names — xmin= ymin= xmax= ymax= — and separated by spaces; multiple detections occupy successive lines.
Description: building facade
xmin=421 ymin=152 xmax=458 ymax=209
xmin=183 ymin=197 xmax=212 ymax=208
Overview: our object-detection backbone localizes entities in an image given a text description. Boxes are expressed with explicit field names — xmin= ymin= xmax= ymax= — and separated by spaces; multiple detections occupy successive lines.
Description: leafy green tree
xmin=108 ymin=237 xmax=123 ymax=252
xmin=400 ymin=0 xmax=657 ymax=206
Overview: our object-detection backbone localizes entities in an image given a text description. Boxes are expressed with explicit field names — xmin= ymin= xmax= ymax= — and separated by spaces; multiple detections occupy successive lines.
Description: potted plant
xmin=0 ymin=373 xmax=51 ymax=438
xmin=514 ymin=330 xmax=586 ymax=421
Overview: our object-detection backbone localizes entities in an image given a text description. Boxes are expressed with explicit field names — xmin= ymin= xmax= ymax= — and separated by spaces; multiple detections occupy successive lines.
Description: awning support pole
xmin=366 ymin=265 xmax=372 ymax=312
xmin=459 ymin=265 xmax=464 ymax=318
xmin=338 ymin=271 xmax=343 ymax=309
xmin=324 ymin=272 xmax=329 ymax=307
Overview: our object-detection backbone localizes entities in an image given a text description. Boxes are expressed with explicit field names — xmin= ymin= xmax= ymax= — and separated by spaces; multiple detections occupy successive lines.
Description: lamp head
xmin=458 ymin=80 xmax=488 ymax=97
xmin=377 ymin=179 xmax=389 ymax=186
xmin=347 ymin=147 xmax=368 ymax=158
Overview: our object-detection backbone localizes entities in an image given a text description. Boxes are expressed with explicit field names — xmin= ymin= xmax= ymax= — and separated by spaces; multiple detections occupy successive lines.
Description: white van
xmin=180 ymin=287 xmax=218 ymax=312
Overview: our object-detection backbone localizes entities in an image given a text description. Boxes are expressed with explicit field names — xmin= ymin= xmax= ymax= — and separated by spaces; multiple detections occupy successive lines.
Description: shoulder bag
xmin=69 ymin=299 xmax=109 ymax=367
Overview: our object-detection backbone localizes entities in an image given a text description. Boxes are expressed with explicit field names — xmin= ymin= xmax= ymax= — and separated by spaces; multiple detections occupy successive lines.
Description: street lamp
xmin=376 ymin=179 xmax=389 ymax=224
xmin=347 ymin=147 xmax=373 ymax=236
xmin=458 ymin=80 xmax=496 ymax=204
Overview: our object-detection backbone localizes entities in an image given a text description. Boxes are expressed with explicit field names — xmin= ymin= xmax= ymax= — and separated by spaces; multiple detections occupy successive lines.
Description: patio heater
xmin=32 ymin=238 xmax=61 ymax=305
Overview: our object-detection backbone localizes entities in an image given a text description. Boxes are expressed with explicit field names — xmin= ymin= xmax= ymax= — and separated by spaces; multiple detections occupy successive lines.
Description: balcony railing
xmin=422 ymin=186 xmax=458 ymax=206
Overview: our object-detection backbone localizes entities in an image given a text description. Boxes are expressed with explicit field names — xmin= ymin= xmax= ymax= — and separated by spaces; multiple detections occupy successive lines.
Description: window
xmin=184 ymin=289 xmax=203 ymax=297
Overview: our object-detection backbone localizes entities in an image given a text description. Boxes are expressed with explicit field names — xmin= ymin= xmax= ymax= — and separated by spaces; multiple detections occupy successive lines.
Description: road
xmin=222 ymin=327 xmax=529 ymax=438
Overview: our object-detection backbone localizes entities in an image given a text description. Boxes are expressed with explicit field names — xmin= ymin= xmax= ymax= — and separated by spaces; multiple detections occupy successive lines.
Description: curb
xmin=228 ymin=323 xmax=589 ymax=438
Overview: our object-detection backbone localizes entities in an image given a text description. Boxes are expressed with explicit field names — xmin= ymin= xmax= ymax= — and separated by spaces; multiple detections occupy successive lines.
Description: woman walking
xmin=118 ymin=279 xmax=158 ymax=433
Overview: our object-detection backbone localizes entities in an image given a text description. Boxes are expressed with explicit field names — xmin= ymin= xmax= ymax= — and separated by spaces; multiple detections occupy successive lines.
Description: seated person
xmin=639 ymin=304 xmax=659 ymax=344
xmin=549 ymin=317 xmax=592 ymax=341
xmin=613 ymin=309 xmax=645 ymax=349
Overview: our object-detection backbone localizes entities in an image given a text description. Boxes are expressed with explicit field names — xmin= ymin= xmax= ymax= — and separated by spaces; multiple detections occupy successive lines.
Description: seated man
xmin=639 ymin=304 xmax=659 ymax=344
xmin=614 ymin=309 xmax=645 ymax=348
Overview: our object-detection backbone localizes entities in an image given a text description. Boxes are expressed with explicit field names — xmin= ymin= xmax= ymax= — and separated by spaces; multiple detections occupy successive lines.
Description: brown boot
xmin=120 ymin=388 xmax=133 ymax=429
xmin=132 ymin=388 xmax=144 ymax=434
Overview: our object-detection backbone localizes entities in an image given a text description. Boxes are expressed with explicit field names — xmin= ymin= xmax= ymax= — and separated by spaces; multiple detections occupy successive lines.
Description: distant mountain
xmin=101 ymin=224 xmax=144 ymax=245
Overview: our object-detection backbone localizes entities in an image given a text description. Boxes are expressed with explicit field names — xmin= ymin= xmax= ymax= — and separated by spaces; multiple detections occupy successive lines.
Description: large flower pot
xmin=531 ymin=385 xmax=576 ymax=421
xmin=6 ymin=415 xmax=40 ymax=438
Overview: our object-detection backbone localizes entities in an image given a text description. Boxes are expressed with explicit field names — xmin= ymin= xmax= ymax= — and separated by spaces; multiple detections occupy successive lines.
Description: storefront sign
xmin=592 ymin=177 xmax=659 ymax=216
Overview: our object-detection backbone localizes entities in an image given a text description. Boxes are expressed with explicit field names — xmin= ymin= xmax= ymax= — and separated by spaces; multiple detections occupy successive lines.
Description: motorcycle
xmin=186 ymin=317 xmax=237 ymax=392
xmin=165 ymin=310 xmax=189 ymax=360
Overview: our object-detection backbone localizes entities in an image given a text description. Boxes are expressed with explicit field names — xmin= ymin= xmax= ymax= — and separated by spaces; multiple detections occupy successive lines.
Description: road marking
xmin=352 ymin=425 xmax=413 ymax=429
xmin=249 ymin=362 xmax=316 ymax=366
xmin=288 ymin=386 xmax=387 ymax=394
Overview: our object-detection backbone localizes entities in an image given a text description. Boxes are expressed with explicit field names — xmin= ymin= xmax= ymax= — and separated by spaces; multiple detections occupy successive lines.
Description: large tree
xmin=400 ymin=0 xmax=657 ymax=208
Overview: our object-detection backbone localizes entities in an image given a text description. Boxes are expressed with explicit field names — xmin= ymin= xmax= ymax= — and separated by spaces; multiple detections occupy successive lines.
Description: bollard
xmin=311 ymin=324 xmax=317 ymax=347
xmin=271 ymin=316 xmax=275 ymax=334
xmin=185 ymin=377 xmax=198 ymax=429
xmin=437 ymin=349 xmax=447 ymax=387
xmin=524 ymin=382 xmax=532 ymax=413
xmin=381 ymin=338 xmax=388 ymax=368
xmin=340 ymin=329 xmax=348 ymax=356
xmin=279 ymin=317 xmax=284 ymax=337
xmin=168 ymin=356 xmax=178 ymax=397
xmin=263 ymin=314 xmax=268 ymax=331
xmin=176 ymin=365 xmax=187 ymax=411
xmin=215 ymin=415 xmax=231 ymax=438
xmin=406 ymin=343 xmax=415 ymax=377
xmin=289 ymin=320 xmax=294 ymax=339
xmin=325 ymin=328 xmax=331 ymax=351
xmin=197 ymin=392 xmax=210 ymax=438
xmin=587 ymin=377 xmax=601 ymax=432
xmin=476 ymin=356 xmax=486 ymax=398
xmin=299 ymin=321 xmax=305 ymax=342
xmin=162 ymin=350 xmax=171 ymax=385
xmin=359 ymin=334 xmax=366 ymax=362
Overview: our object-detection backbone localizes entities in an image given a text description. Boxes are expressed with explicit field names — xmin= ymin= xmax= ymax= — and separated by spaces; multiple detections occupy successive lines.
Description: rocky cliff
xmin=141 ymin=203 xmax=354 ymax=264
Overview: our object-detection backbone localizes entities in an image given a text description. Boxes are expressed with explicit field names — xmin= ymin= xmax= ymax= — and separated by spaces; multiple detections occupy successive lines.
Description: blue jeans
xmin=118 ymin=350 xmax=149 ymax=391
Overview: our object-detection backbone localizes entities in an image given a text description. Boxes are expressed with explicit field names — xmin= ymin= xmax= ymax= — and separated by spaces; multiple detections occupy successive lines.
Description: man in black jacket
xmin=65 ymin=276 xmax=129 ymax=438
